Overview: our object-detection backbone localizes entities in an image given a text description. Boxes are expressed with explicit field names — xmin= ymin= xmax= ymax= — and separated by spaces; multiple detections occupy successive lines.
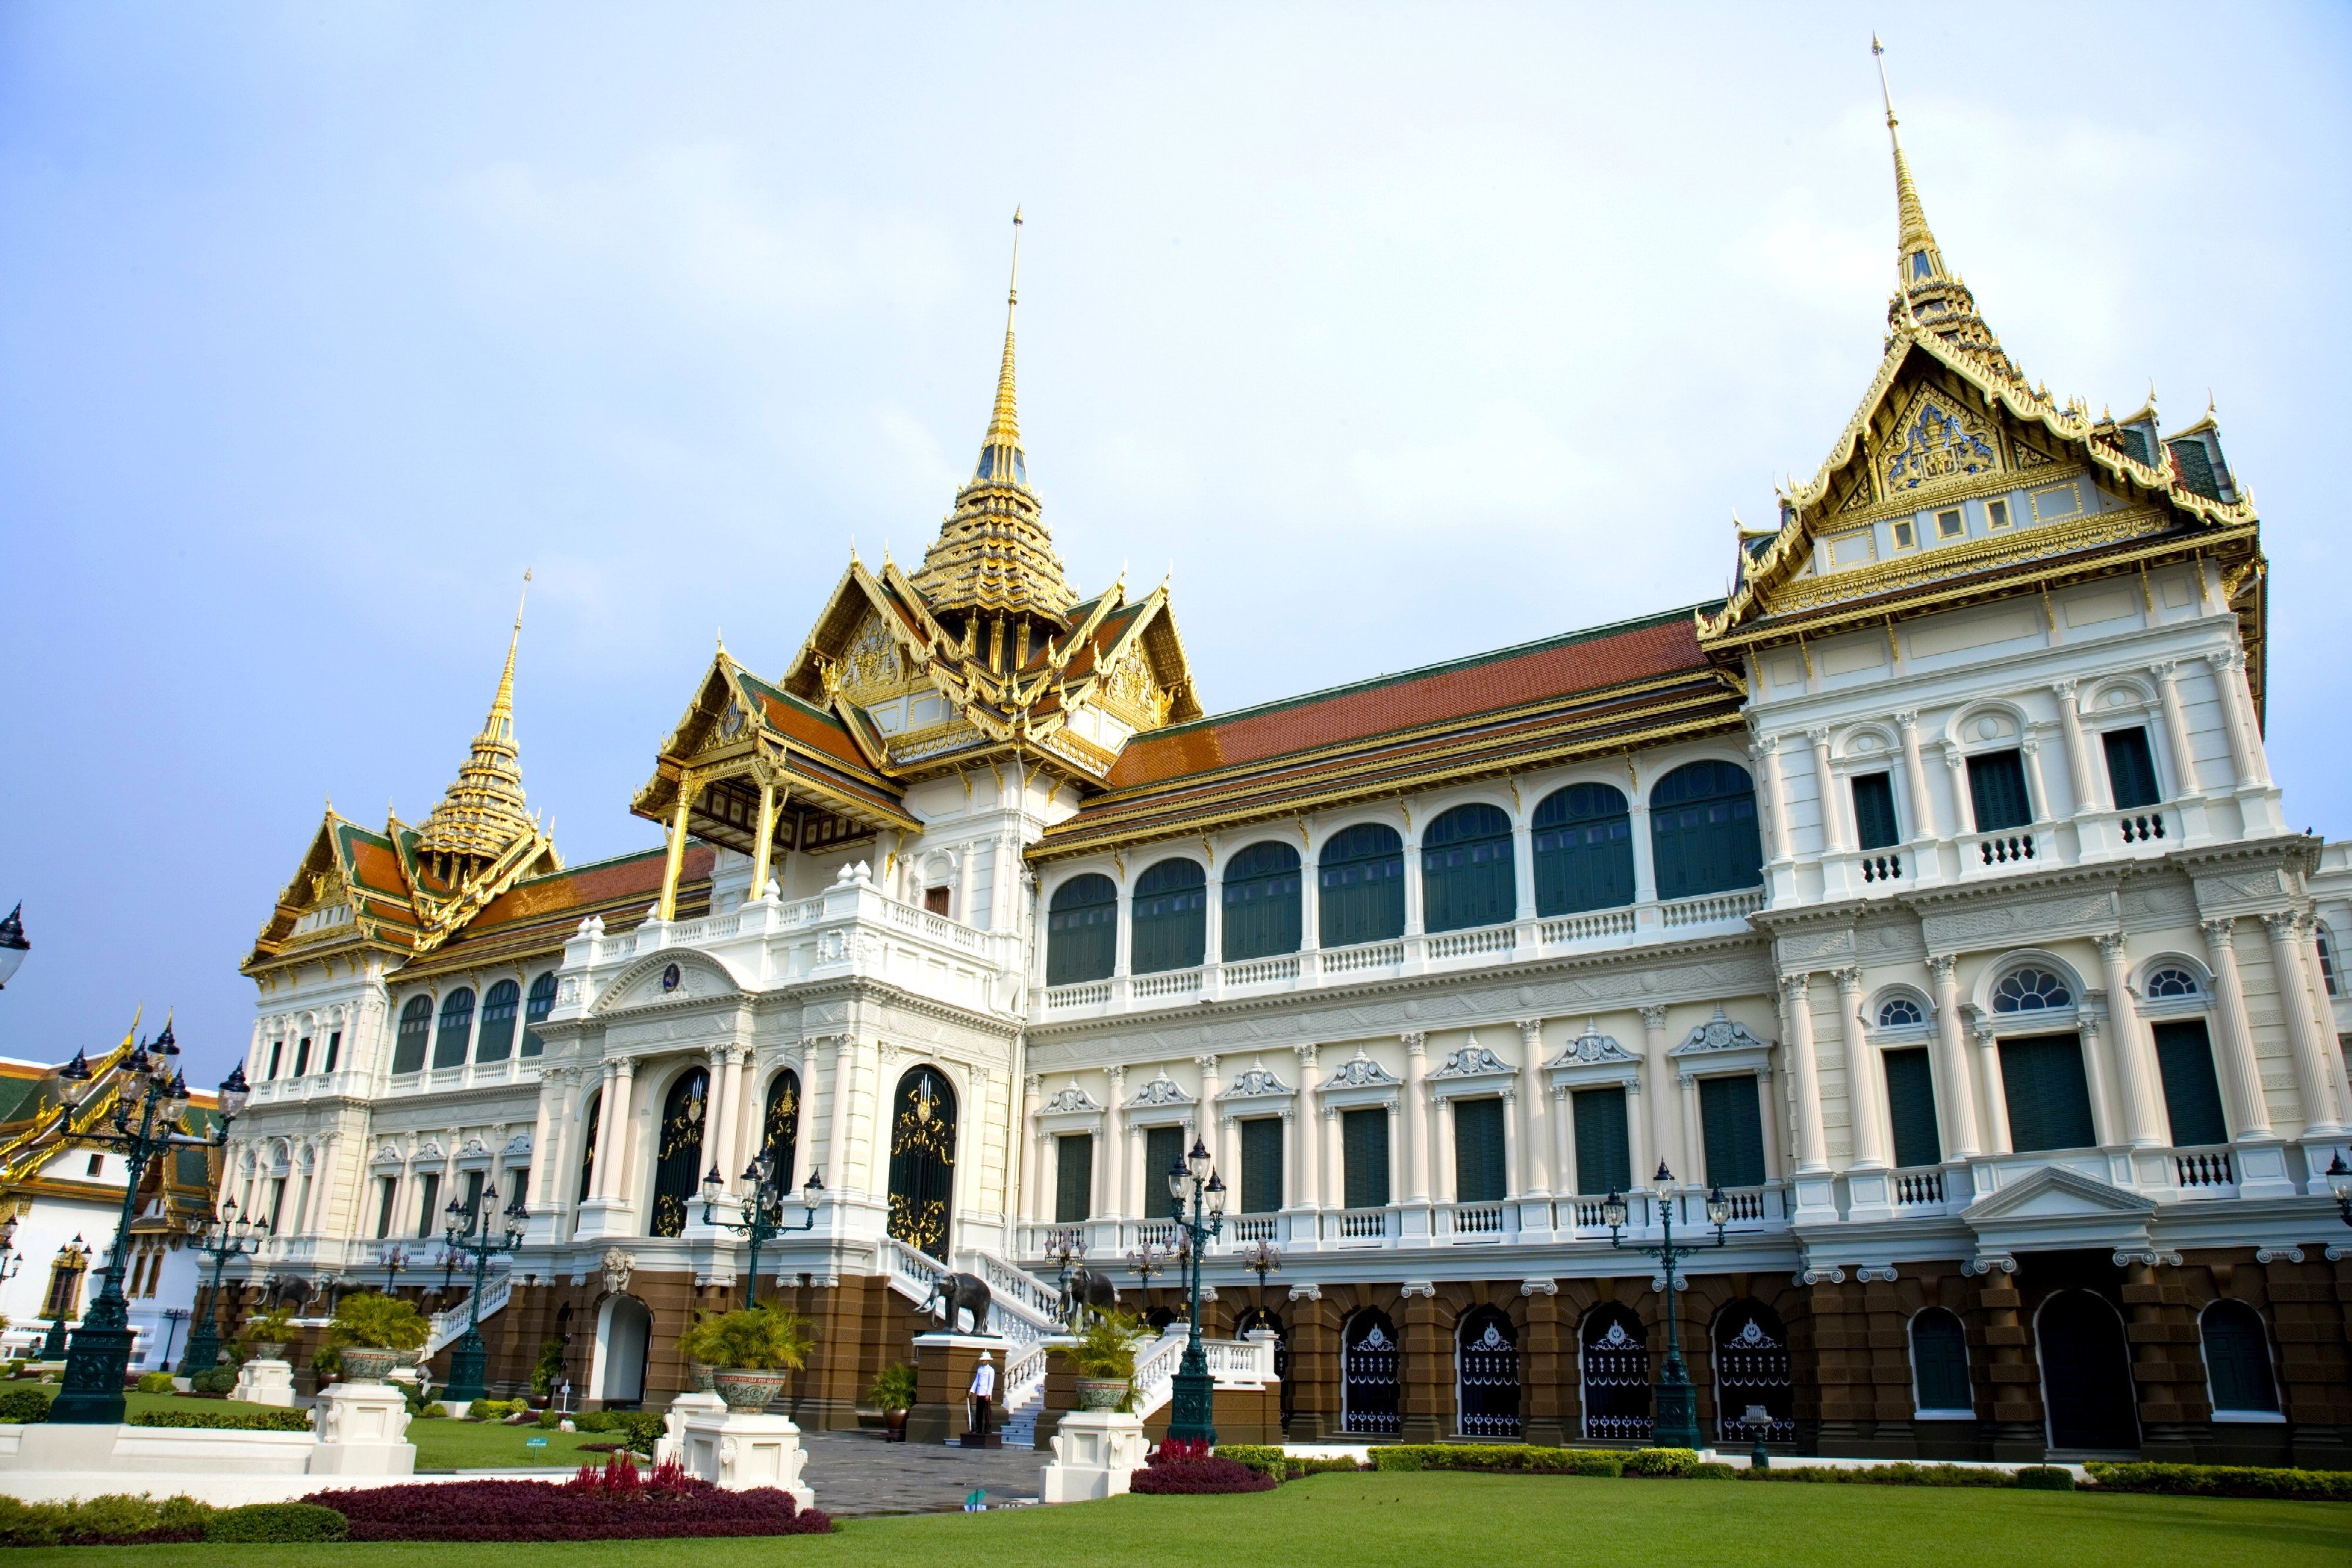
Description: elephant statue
xmin=1062 ymin=1265 xmax=1121 ymax=1325
xmin=917 ymin=1271 xmax=994 ymax=1335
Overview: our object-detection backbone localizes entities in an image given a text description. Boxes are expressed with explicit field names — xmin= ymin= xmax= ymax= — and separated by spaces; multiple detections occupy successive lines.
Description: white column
xmin=526 ymin=1072 xmax=558 ymax=1209
xmin=956 ymin=846 xmax=977 ymax=926
xmin=1434 ymin=1095 xmax=1458 ymax=1201
xmin=593 ymin=1061 xmax=633 ymax=1201
xmin=1401 ymin=1034 xmax=1430 ymax=1202
xmin=1639 ymin=1006 xmax=1675 ymax=1176
xmin=824 ymin=1037 xmax=857 ymax=1190
xmin=1202 ymin=864 xmax=1224 ymax=969
xmin=1751 ymin=737 xmax=1792 ymax=862
xmin=1778 ymin=975 xmax=1829 ymax=1173
xmin=1511 ymin=816 xmax=1538 ymax=922
xmin=1500 ymin=1090 xmax=1520 ymax=1198
xmin=1103 ymin=1066 xmax=1128 ymax=1217
xmin=1198 ymin=1056 xmax=1232 ymax=1179
xmin=2264 ymin=913 xmax=2345 ymax=1134
xmin=1973 ymin=1024 xmax=2011 ymax=1153
xmin=2055 ymin=680 xmax=2100 ymax=814
xmin=2152 ymin=661 xmax=2202 ymax=797
xmin=2207 ymin=651 xmax=2270 ymax=788
xmin=1516 ymin=1020 xmax=1550 ymax=1194
xmin=2097 ymin=934 xmax=2165 ymax=1146
xmin=1293 ymin=1046 xmax=1321 ymax=1210
xmin=1675 ymin=1071 xmax=1701 ymax=1186
xmin=1628 ymin=783 xmax=1659 ymax=903
xmin=1299 ymin=836 xmax=1322 ymax=953
xmin=1020 ymin=1075 xmax=1044 ymax=1224
xmin=1944 ymin=746 xmax=1977 ymax=836
xmin=1808 ymin=729 xmax=1846 ymax=853
xmin=710 ymin=1045 xmax=746 ymax=1184
xmin=2019 ymin=736 xmax=2052 ymax=822
xmin=1927 ymin=956 xmax=1981 ymax=1158
xmin=1322 ymin=1106 xmax=1343 ymax=1211
xmin=1896 ymin=711 xmax=1938 ymax=839
xmin=2076 ymin=1009 xmax=2119 ymax=1148
xmin=1837 ymin=970 xmax=1888 ymax=1169
xmin=1402 ymin=816 xmax=1425 ymax=936
xmin=1551 ymin=1086 xmax=1575 ymax=1197
xmin=2200 ymin=919 xmax=2272 ymax=1138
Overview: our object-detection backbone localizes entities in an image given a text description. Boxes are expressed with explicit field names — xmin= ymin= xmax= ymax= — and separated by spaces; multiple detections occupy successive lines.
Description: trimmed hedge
xmin=135 ymin=1371 xmax=177 ymax=1394
xmin=1624 ymin=1448 xmax=1703 ymax=1477
xmin=205 ymin=1503 xmax=350 ymax=1542
xmin=2086 ymin=1462 xmax=2352 ymax=1502
xmin=306 ymin=1477 xmax=832 ymax=1541
xmin=1743 ymin=1463 xmax=2017 ymax=1488
xmin=1371 ymin=1444 xmax=1626 ymax=1477
xmin=0 ymin=1494 xmax=213 ymax=1547
xmin=0 ymin=1388 xmax=50 ymax=1424
xmin=1217 ymin=1446 xmax=1365 ymax=1482
xmin=2016 ymin=1466 xmax=2076 ymax=1491
xmin=130 ymin=1407 xmax=314 ymax=1432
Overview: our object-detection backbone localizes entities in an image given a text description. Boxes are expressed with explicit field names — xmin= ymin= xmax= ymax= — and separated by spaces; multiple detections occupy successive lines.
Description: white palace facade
xmin=227 ymin=92 xmax=2352 ymax=1465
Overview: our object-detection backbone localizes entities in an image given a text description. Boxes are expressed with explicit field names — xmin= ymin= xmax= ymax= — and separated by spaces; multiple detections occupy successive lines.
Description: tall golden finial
xmin=415 ymin=573 xmax=539 ymax=863
xmin=1872 ymin=36 xmax=1940 ymax=281
xmin=978 ymin=207 xmax=1025 ymax=478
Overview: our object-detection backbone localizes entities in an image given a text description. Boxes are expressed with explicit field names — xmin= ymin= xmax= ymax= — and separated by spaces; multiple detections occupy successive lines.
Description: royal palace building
xmin=229 ymin=93 xmax=2352 ymax=1466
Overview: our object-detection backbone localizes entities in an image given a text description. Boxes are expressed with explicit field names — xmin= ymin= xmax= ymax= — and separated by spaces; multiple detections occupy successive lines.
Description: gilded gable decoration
xmin=1879 ymin=386 xmax=1998 ymax=494
xmin=841 ymin=612 xmax=905 ymax=699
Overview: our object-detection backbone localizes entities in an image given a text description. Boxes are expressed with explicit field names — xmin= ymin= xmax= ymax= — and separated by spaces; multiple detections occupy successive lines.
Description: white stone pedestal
xmin=230 ymin=1358 xmax=296 ymax=1407
xmin=679 ymin=1408 xmax=813 ymax=1508
xmin=656 ymin=1391 xmax=726 ymax=1465
xmin=1039 ymin=1408 xmax=1148 ymax=1504
xmin=307 ymin=1380 xmax=417 ymax=1475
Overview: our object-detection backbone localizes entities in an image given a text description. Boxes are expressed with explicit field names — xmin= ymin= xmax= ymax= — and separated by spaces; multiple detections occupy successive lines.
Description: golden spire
xmin=1874 ymin=36 xmax=1946 ymax=292
xmin=416 ymin=573 xmax=538 ymax=864
xmin=1871 ymin=37 xmax=2019 ymax=381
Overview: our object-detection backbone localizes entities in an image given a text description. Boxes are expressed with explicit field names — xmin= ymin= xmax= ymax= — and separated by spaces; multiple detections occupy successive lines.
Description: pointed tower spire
xmin=416 ymin=573 xmax=539 ymax=867
xmin=978 ymin=207 xmax=1025 ymax=484
xmin=1871 ymin=37 xmax=2020 ymax=383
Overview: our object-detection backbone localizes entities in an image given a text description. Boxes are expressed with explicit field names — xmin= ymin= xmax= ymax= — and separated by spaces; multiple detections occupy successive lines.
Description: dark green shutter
xmin=523 ymin=971 xmax=557 ymax=1056
xmin=2102 ymin=727 xmax=2161 ymax=811
xmin=1047 ymin=875 xmax=1118 ymax=985
xmin=1910 ymin=1310 xmax=1972 ymax=1412
xmin=1533 ymin=785 xmax=1635 ymax=917
xmin=1698 ymin=1074 xmax=1767 ymax=1187
xmin=476 ymin=980 xmax=518 ymax=1064
xmin=1452 ymin=1098 xmax=1507 ymax=1202
xmin=1572 ymin=1086 xmax=1632 ymax=1195
xmin=1422 ymin=805 xmax=1516 ymax=933
xmin=1131 ymin=860 xmax=1207 ymax=974
xmin=1851 ymin=772 xmax=1900 ymax=850
xmin=1343 ymin=1108 xmax=1390 ymax=1209
xmin=1882 ymin=1048 xmax=1942 ymax=1168
xmin=1966 ymin=751 xmax=2032 ymax=831
xmin=2153 ymin=1020 xmax=2228 ymax=1146
xmin=1222 ymin=843 xmax=1302 ymax=961
xmin=392 ymin=997 xmax=431 ymax=1073
xmin=1649 ymin=760 xmax=1762 ymax=900
xmin=2200 ymin=1303 xmax=2279 ymax=1413
xmin=1240 ymin=1117 xmax=1284 ymax=1213
xmin=1318 ymin=825 xmax=1406 ymax=947
xmin=1054 ymin=1133 xmax=1094 ymax=1223
xmin=1143 ymin=1125 xmax=1184 ymax=1219
xmin=1999 ymin=1034 xmax=2097 ymax=1151
xmin=432 ymin=989 xmax=474 ymax=1069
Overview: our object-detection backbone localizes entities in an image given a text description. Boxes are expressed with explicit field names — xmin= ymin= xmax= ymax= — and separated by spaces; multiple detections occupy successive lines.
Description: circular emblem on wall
xmin=660 ymin=962 xmax=681 ymax=992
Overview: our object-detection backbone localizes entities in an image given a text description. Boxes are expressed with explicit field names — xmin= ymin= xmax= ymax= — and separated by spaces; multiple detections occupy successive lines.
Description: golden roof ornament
xmin=416 ymin=573 xmax=540 ymax=864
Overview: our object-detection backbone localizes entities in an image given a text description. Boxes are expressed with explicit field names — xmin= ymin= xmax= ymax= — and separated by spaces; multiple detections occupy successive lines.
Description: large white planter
xmin=677 ymin=1408 xmax=812 ymax=1508
xmin=1039 ymin=1408 xmax=1148 ymax=1504
xmin=308 ymin=1380 xmax=417 ymax=1475
xmin=656 ymin=1391 xmax=725 ymax=1466
xmin=230 ymin=1358 xmax=297 ymax=1408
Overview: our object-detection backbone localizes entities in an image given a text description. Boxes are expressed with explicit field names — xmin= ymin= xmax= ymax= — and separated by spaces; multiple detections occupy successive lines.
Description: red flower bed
xmin=1130 ymin=1441 xmax=1278 ymax=1496
xmin=306 ymin=1455 xmax=832 ymax=1541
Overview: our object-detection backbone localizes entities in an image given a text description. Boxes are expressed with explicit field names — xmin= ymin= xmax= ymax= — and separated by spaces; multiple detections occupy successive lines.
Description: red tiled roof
xmin=471 ymin=844 xmax=713 ymax=929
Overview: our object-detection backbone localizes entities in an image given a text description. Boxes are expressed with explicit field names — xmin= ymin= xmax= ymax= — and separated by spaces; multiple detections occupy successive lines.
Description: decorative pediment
xmin=503 ymin=1133 xmax=534 ymax=1157
xmin=838 ymin=610 xmax=910 ymax=702
xmin=1671 ymin=1009 xmax=1772 ymax=1058
xmin=1218 ymin=1062 xmax=1294 ymax=1101
xmin=1430 ymin=1038 xmax=1512 ymax=1080
xmin=1875 ymin=383 xmax=2000 ymax=498
xmin=1041 ymin=1081 xmax=1102 ymax=1115
xmin=1550 ymin=1022 xmax=1639 ymax=1068
xmin=1961 ymin=1165 xmax=2154 ymax=1223
xmin=1323 ymin=1048 xmax=1399 ymax=1091
xmin=1126 ymin=1070 xmax=1196 ymax=1109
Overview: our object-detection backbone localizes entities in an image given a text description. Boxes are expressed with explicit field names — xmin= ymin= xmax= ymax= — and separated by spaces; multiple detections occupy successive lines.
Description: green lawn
xmin=6 ymin=1387 xmax=289 ymax=1422
xmin=13 ymin=1472 xmax=2348 ymax=1567
xmin=405 ymin=1416 xmax=621 ymax=1472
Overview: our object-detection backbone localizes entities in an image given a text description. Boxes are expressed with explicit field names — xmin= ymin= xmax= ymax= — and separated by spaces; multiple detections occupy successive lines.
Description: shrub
xmin=1623 ymin=1447 xmax=1702 ymax=1477
xmin=619 ymin=1412 xmax=665 ymax=1452
xmin=675 ymin=1305 xmax=812 ymax=1372
xmin=205 ymin=1502 xmax=349 ymax=1542
xmin=2084 ymin=1462 xmax=2352 ymax=1501
xmin=0 ymin=1493 xmax=214 ymax=1546
xmin=1741 ymin=1463 xmax=2016 ymax=1488
xmin=868 ymin=1361 xmax=917 ymax=1413
xmin=191 ymin=1364 xmax=240 ymax=1395
xmin=532 ymin=1338 xmax=568 ymax=1397
xmin=573 ymin=1410 xmax=621 ymax=1432
xmin=329 ymin=1292 xmax=429 ymax=1352
xmin=2014 ymin=1466 xmax=2075 ymax=1491
xmin=1371 ymin=1444 xmax=1626 ymax=1476
xmin=239 ymin=1308 xmax=299 ymax=1351
xmin=1129 ymin=1450 xmax=1278 ymax=1495
xmin=0 ymin=1387 xmax=50 ymax=1423
xmin=306 ymin=1477 xmax=833 ymax=1541
xmin=130 ymin=1407 xmax=313 ymax=1431
xmin=1067 ymin=1311 xmax=1145 ymax=1381
xmin=135 ymin=1371 xmax=177 ymax=1394
xmin=1687 ymin=1462 xmax=1738 ymax=1480
xmin=537 ymin=1408 xmax=565 ymax=1429
xmin=473 ymin=1398 xmax=525 ymax=1422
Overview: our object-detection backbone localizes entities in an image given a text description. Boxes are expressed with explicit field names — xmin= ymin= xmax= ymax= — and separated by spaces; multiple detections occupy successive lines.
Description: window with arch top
xmin=1131 ymin=858 xmax=1207 ymax=974
xmin=392 ymin=995 xmax=432 ymax=1075
xmin=1422 ymin=802 xmax=1516 ymax=933
xmin=1318 ymin=823 xmax=1405 ymax=948
xmin=1992 ymin=967 xmax=2072 ymax=1013
xmin=1648 ymin=760 xmax=1762 ymax=900
xmin=1908 ymin=1307 xmax=1973 ymax=1416
xmin=522 ymin=971 xmax=557 ymax=1056
xmin=432 ymin=988 xmax=475 ymax=1070
xmin=2200 ymin=1300 xmax=2280 ymax=1417
xmin=1222 ymin=841 xmax=1302 ymax=961
xmin=1046 ymin=874 xmax=1118 ymax=986
xmin=1532 ymin=783 xmax=1634 ymax=917
xmin=476 ymin=979 xmax=520 ymax=1064
xmin=1877 ymin=996 xmax=1925 ymax=1028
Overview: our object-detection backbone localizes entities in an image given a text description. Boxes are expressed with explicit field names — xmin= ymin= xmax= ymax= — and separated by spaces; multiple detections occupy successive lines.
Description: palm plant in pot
xmin=326 ymin=1291 xmax=430 ymax=1382
xmin=240 ymin=1307 xmax=299 ymax=1362
xmin=677 ymin=1305 xmax=813 ymax=1412
xmin=1067 ymin=1310 xmax=1143 ymax=1412
xmin=869 ymin=1361 xmax=917 ymax=1442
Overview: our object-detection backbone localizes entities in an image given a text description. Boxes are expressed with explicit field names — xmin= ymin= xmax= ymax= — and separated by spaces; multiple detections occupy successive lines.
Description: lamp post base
xmin=445 ymin=1329 xmax=487 ymax=1403
xmin=1651 ymin=1376 xmax=1701 ymax=1452
xmin=50 ymin=1321 xmax=133 ymax=1425
xmin=1166 ymin=1362 xmax=1217 ymax=1447
xmin=177 ymin=1323 xmax=220 ymax=1378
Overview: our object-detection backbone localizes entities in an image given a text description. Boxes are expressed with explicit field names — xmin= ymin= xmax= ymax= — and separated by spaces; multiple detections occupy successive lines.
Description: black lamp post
xmin=0 ymin=903 xmax=27 ymax=992
xmin=379 ymin=1240 xmax=412 ymax=1295
xmin=440 ymin=1187 xmax=526 ymax=1402
xmin=52 ymin=1025 xmax=247 ymax=1423
xmin=699 ymin=1156 xmax=822 ymax=1308
xmin=1163 ymin=1135 xmax=1229 ymax=1446
xmin=179 ymin=1200 xmax=264 ymax=1375
xmin=1603 ymin=1162 xmax=1729 ymax=1452
xmin=158 ymin=1308 xmax=188 ymax=1372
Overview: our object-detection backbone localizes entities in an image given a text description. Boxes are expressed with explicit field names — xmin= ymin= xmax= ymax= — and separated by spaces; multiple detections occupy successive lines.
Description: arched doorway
xmin=1581 ymin=1303 xmax=1651 ymax=1441
xmin=2037 ymin=1290 xmax=2138 ymax=1452
xmin=592 ymin=1294 xmax=650 ymax=1408
xmin=886 ymin=1065 xmax=958 ymax=1258
xmin=1457 ymin=1307 xmax=1522 ymax=1438
xmin=1342 ymin=1310 xmax=1400 ymax=1435
xmin=649 ymin=1067 xmax=709 ymax=1237
xmin=1234 ymin=1307 xmax=1291 ymax=1430
xmin=762 ymin=1070 xmax=802 ymax=1190
xmin=1712 ymin=1300 xmax=1793 ymax=1444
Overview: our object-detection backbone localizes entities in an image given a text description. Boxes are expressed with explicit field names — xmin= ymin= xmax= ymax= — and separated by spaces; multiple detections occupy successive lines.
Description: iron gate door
xmin=1712 ymin=1304 xmax=1794 ymax=1444
xmin=1456 ymin=1310 xmax=1522 ymax=1438
xmin=1581 ymin=1307 xmax=1653 ymax=1441
xmin=1343 ymin=1313 xmax=1401 ymax=1435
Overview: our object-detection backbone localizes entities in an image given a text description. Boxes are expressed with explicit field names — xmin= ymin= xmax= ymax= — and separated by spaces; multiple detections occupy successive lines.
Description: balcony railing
xmin=2173 ymin=1148 xmax=2233 ymax=1191
xmin=1892 ymin=1168 xmax=1946 ymax=1207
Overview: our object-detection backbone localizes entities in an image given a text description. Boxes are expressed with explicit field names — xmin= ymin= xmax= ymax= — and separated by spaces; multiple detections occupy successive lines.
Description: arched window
xmin=886 ymin=1066 xmax=958 ymax=1257
xmin=392 ymin=996 xmax=432 ymax=1075
xmin=1878 ymin=997 xmax=1925 ymax=1027
xmin=1131 ymin=858 xmax=1207 ymax=974
xmin=2037 ymin=1290 xmax=2138 ymax=1451
xmin=1341 ymin=1310 xmax=1401 ymax=1435
xmin=649 ymin=1068 xmax=708 ymax=1238
xmin=2144 ymin=967 xmax=2201 ymax=1000
xmin=1909 ymin=1308 xmax=1973 ymax=1416
xmin=1712 ymin=1300 xmax=1793 ymax=1444
xmin=1581 ymin=1303 xmax=1651 ymax=1441
xmin=2200 ymin=1301 xmax=2280 ymax=1417
xmin=431 ymin=989 xmax=475 ymax=1070
xmin=476 ymin=980 xmax=520 ymax=1064
xmin=522 ymin=972 xmax=558 ymax=1056
xmin=1992 ymin=967 xmax=2072 ymax=1013
xmin=1222 ymin=841 xmax=1302 ymax=961
xmin=1532 ymin=783 xmax=1634 ymax=917
xmin=1649 ymin=760 xmax=1762 ymax=900
xmin=1422 ymin=804 xmax=1516 ymax=933
xmin=1456 ymin=1307 xmax=1522 ymax=1438
xmin=762 ymin=1070 xmax=802 ymax=1193
xmin=1046 ymin=875 xmax=1118 ymax=986
xmin=1319 ymin=824 xmax=1405 ymax=947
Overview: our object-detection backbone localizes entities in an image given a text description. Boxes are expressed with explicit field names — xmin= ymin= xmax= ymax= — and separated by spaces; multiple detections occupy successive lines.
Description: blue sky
xmin=2 ymin=3 xmax=2347 ymax=1086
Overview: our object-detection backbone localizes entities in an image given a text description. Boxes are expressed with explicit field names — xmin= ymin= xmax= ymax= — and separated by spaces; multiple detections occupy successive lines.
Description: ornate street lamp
xmin=1240 ymin=1238 xmax=1280 ymax=1310
xmin=39 ymin=1235 xmax=87 ymax=1359
xmin=53 ymin=1026 xmax=246 ymax=1423
xmin=178 ymin=1200 xmax=265 ymax=1376
xmin=0 ymin=904 xmax=27 ymax=991
xmin=1603 ymin=1162 xmax=1729 ymax=1452
xmin=379 ymin=1240 xmax=412 ymax=1295
xmin=699 ymin=1156 xmax=822 ymax=1308
xmin=1124 ymin=1237 xmax=1172 ymax=1289
xmin=439 ymin=1187 xmax=527 ymax=1402
xmin=1164 ymin=1134 xmax=1229 ymax=1446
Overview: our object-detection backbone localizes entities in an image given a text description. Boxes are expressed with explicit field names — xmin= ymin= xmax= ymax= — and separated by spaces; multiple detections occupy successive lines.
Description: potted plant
xmin=1067 ymin=1310 xmax=1143 ymax=1411
xmin=241 ymin=1307 xmax=298 ymax=1361
xmin=325 ymin=1291 xmax=430 ymax=1382
xmin=677 ymin=1305 xmax=812 ymax=1412
xmin=869 ymin=1362 xmax=916 ymax=1442
xmin=677 ymin=1313 xmax=718 ymax=1394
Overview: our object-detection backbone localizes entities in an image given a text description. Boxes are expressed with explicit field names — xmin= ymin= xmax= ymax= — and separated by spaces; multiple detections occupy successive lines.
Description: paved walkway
xmin=799 ymin=1430 xmax=1042 ymax=1516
